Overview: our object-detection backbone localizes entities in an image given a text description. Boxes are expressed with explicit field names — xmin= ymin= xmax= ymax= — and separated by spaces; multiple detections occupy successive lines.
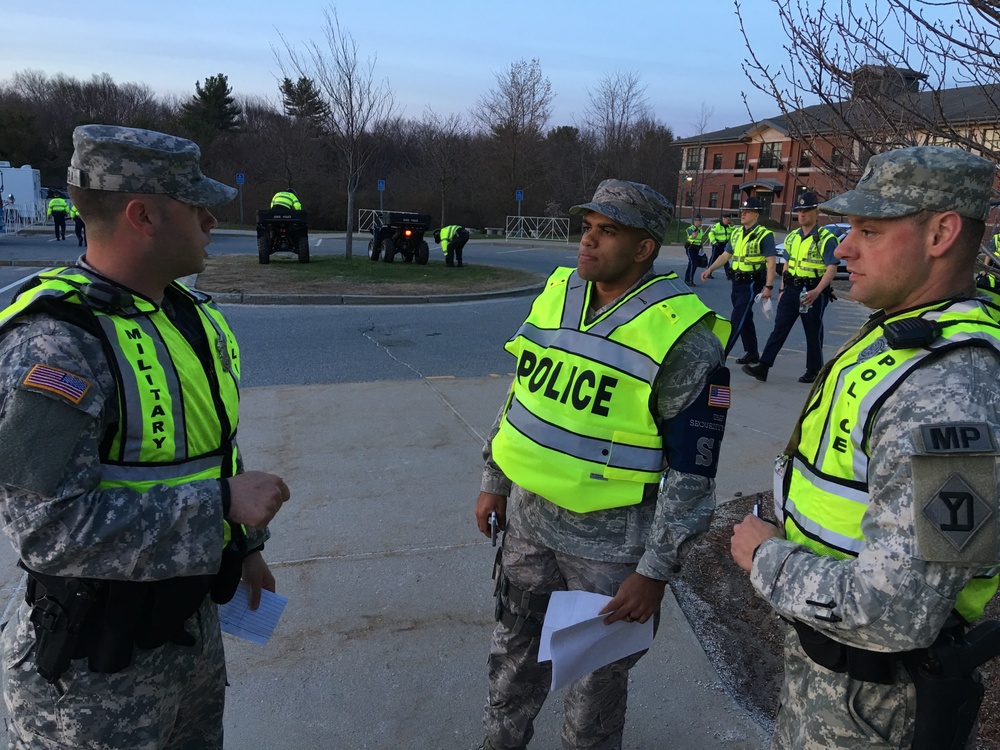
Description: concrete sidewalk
xmin=214 ymin=375 xmax=785 ymax=749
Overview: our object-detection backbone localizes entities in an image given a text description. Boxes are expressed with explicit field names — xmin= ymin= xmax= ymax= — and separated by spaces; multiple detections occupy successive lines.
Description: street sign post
xmin=378 ymin=179 xmax=385 ymax=211
xmin=236 ymin=173 xmax=245 ymax=226
xmin=516 ymin=189 xmax=523 ymax=217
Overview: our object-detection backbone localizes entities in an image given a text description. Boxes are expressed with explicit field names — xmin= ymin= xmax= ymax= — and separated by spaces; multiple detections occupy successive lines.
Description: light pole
xmin=674 ymin=175 xmax=693 ymax=242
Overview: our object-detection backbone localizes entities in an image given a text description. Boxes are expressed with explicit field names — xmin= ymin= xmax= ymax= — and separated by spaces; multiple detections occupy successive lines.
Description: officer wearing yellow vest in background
xmin=434 ymin=224 xmax=470 ymax=267
xmin=46 ymin=192 xmax=69 ymax=241
xmin=683 ymin=214 xmax=709 ymax=285
xmin=732 ymin=146 xmax=1000 ymax=750
xmin=0 ymin=125 xmax=291 ymax=749
xmin=702 ymin=196 xmax=777 ymax=364
xmin=707 ymin=213 xmax=735 ymax=279
xmin=270 ymin=189 xmax=301 ymax=210
xmin=68 ymin=203 xmax=87 ymax=247
xmin=474 ymin=178 xmax=732 ymax=750
xmin=742 ymin=191 xmax=840 ymax=384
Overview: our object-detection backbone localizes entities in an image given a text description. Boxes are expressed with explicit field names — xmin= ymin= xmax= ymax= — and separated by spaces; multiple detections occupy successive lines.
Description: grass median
xmin=197 ymin=254 xmax=544 ymax=296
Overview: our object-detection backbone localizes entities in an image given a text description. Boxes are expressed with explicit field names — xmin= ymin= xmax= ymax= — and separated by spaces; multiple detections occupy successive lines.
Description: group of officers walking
xmin=0 ymin=121 xmax=999 ymax=750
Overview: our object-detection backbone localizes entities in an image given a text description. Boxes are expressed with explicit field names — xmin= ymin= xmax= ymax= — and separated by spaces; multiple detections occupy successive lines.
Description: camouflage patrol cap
xmin=820 ymin=146 xmax=996 ymax=221
xmin=67 ymin=125 xmax=237 ymax=207
xmin=570 ymin=179 xmax=674 ymax=244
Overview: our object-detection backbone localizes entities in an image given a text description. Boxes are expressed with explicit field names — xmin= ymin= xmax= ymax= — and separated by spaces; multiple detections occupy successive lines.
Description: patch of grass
xmin=197 ymin=254 xmax=543 ymax=295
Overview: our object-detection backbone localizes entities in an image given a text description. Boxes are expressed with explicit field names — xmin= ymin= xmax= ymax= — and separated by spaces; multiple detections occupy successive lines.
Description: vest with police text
xmin=785 ymin=226 xmax=837 ymax=278
xmin=780 ymin=298 xmax=1000 ymax=621
xmin=492 ymin=267 xmax=730 ymax=512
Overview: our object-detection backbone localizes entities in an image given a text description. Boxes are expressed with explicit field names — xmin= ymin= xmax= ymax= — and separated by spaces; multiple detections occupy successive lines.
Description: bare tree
xmin=413 ymin=109 xmax=470 ymax=226
xmin=277 ymin=6 xmax=396 ymax=258
xmin=472 ymin=58 xmax=554 ymax=213
xmin=735 ymin=0 xmax=1000 ymax=187
xmin=583 ymin=70 xmax=652 ymax=175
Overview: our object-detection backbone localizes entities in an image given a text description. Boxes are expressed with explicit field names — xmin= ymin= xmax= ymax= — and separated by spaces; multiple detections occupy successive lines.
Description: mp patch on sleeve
xmin=21 ymin=363 xmax=91 ymax=405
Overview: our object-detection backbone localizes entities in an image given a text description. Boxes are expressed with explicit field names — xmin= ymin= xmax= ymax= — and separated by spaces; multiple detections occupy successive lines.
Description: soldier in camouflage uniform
xmin=474 ymin=179 xmax=733 ymax=749
xmin=0 ymin=125 xmax=291 ymax=749
xmin=731 ymin=146 xmax=1000 ymax=749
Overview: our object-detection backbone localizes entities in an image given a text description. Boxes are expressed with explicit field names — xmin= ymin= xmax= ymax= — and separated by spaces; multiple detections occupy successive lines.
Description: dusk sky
xmin=1 ymin=0 xmax=801 ymax=137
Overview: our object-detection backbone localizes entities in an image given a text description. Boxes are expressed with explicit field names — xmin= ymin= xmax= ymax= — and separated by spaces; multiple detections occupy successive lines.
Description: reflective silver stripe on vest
xmin=784 ymin=496 xmax=866 ymax=556
xmin=98 ymin=315 xmax=187 ymax=461
xmin=100 ymin=454 xmax=223 ymax=483
xmin=513 ymin=323 xmax=660 ymax=383
xmin=561 ymin=273 xmax=685 ymax=338
xmin=505 ymin=396 xmax=663 ymax=472
xmin=793 ymin=456 xmax=870 ymax=507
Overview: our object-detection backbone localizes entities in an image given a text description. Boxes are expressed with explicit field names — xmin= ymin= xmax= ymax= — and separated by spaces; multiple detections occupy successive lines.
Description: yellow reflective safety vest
xmin=440 ymin=224 xmax=463 ymax=254
xmin=492 ymin=267 xmax=731 ymax=513
xmin=729 ymin=223 xmax=773 ymax=272
xmin=778 ymin=298 xmax=1000 ymax=621
xmin=271 ymin=191 xmax=301 ymax=210
xmin=708 ymin=221 xmax=732 ymax=245
xmin=0 ymin=267 xmax=241 ymax=512
xmin=785 ymin=225 xmax=837 ymax=278
xmin=47 ymin=197 xmax=68 ymax=215
xmin=685 ymin=225 xmax=709 ymax=247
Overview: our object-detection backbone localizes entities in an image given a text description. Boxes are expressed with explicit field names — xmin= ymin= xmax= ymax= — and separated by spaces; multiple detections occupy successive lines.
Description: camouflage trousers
xmin=2 ymin=595 xmax=227 ymax=749
xmin=770 ymin=625 xmax=930 ymax=750
xmin=483 ymin=528 xmax=655 ymax=750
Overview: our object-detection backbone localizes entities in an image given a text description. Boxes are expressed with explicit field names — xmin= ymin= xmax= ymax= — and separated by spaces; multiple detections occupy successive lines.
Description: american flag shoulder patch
xmin=707 ymin=384 xmax=731 ymax=409
xmin=22 ymin=364 xmax=91 ymax=405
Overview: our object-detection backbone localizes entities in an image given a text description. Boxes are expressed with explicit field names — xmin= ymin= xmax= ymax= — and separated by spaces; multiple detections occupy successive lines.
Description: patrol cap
xmin=794 ymin=191 xmax=820 ymax=210
xmin=694 ymin=214 xmax=703 ymax=220
xmin=740 ymin=197 xmax=765 ymax=211
xmin=67 ymin=124 xmax=237 ymax=208
xmin=820 ymin=146 xmax=996 ymax=221
xmin=570 ymin=179 xmax=674 ymax=244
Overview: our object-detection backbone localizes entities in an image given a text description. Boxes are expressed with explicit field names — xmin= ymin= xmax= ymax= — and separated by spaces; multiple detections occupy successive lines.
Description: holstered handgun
xmin=29 ymin=578 xmax=102 ymax=684
xmin=904 ymin=620 xmax=1000 ymax=750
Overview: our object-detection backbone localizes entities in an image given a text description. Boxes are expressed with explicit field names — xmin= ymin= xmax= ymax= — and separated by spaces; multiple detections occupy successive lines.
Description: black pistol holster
xmin=27 ymin=572 xmax=103 ymax=684
xmin=793 ymin=617 xmax=1000 ymax=750
xmin=903 ymin=620 xmax=1000 ymax=750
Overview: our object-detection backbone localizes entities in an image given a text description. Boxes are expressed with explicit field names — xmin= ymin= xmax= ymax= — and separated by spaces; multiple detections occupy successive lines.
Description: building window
xmin=708 ymin=192 xmax=719 ymax=208
xmin=799 ymin=149 xmax=813 ymax=168
xmin=712 ymin=153 xmax=722 ymax=170
xmin=826 ymin=190 xmax=838 ymax=201
xmin=685 ymin=148 xmax=704 ymax=171
xmin=735 ymin=152 xmax=746 ymax=170
xmin=982 ymin=128 xmax=1000 ymax=154
xmin=730 ymin=185 xmax=742 ymax=209
xmin=759 ymin=142 xmax=782 ymax=169
xmin=831 ymin=147 xmax=846 ymax=168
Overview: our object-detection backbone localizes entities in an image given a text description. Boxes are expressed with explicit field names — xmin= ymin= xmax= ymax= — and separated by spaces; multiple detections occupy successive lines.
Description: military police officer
xmin=435 ymin=224 xmax=470 ymax=267
xmin=731 ymin=146 xmax=1000 ymax=749
xmin=46 ymin=191 xmax=69 ymax=241
xmin=475 ymin=178 xmax=732 ymax=750
xmin=701 ymin=196 xmax=778 ymax=364
xmin=707 ymin=213 xmax=735 ymax=279
xmin=0 ymin=125 xmax=290 ymax=749
xmin=270 ymin=189 xmax=302 ymax=210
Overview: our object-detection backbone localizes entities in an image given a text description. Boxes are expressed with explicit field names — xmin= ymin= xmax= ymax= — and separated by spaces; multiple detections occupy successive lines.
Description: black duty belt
xmin=783 ymin=273 xmax=821 ymax=289
xmin=732 ymin=270 xmax=764 ymax=283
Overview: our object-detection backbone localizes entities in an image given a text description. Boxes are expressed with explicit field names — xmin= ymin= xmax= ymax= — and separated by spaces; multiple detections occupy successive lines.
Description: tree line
xmin=0 ymin=11 xmax=679 ymax=254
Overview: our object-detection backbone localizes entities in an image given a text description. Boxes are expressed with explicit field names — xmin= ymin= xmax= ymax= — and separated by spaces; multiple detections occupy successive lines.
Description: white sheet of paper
xmin=538 ymin=590 xmax=654 ymax=692
xmin=218 ymin=581 xmax=288 ymax=645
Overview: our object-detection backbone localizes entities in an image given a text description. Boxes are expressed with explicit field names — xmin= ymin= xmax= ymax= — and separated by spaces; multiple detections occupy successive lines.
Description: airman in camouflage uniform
xmin=475 ymin=179 xmax=732 ymax=749
xmin=731 ymin=146 xmax=1000 ymax=749
xmin=0 ymin=125 xmax=290 ymax=749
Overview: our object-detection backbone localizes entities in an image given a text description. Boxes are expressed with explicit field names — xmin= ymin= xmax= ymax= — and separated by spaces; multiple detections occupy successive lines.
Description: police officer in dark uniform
xmin=742 ymin=191 xmax=840 ymax=383
xmin=701 ymin=196 xmax=777 ymax=363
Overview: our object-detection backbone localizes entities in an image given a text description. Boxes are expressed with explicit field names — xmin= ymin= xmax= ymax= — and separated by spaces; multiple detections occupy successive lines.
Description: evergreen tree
xmin=279 ymin=76 xmax=330 ymax=124
xmin=180 ymin=73 xmax=242 ymax=138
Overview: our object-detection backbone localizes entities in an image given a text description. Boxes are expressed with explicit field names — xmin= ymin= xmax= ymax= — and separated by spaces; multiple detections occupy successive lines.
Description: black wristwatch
xmin=765 ymin=285 xmax=773 ymax=289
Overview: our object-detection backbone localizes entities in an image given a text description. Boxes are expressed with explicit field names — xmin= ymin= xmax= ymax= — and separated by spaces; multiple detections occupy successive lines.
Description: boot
xmin=742 ymin=363 xmax=769 ymax=382
xmin=735 ymin=352 xmax=759 ymax=365
xmin=798 ymin=371 xmax=818 ymax=383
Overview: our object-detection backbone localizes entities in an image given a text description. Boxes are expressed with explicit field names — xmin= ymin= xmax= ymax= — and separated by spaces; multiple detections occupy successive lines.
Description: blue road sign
xmin=236 ymin=173 xmax=245 ymax=185
xmin=378 ymin=179 xmax=385 ymax=191
xmin=516 ymin=190 xmax=524 ymax=201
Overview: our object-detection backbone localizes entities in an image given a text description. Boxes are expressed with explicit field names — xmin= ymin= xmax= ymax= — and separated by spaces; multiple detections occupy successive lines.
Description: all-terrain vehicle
xmin=367 ymin=211 xmax=432 ymax=264
xmin=256 ymin=208 xmax=310 ymax=264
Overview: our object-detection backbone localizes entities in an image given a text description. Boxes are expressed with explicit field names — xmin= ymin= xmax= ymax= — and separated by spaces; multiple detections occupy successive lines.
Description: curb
xmin=0 ymin=260 xmax=545 ymax=305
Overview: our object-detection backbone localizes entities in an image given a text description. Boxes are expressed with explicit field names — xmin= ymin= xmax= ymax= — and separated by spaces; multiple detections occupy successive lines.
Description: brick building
xmin=674 ymin=68 xmax=1000 ymax=229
